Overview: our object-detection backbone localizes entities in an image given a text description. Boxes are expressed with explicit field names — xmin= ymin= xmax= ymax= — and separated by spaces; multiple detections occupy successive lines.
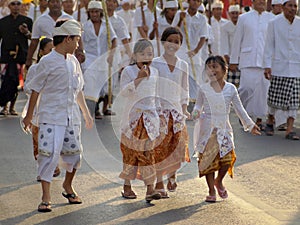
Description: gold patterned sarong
xmin=198 ymin=131 xmax=236 ymax=178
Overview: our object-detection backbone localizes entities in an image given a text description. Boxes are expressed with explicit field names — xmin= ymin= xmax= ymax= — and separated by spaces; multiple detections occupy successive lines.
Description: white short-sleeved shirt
xmin=28 ymin=50 xmax=84 ymax=126
xmin=171 ymin=10 xmax=208 ymax=52
xmin=82 ymin=19 xmax=117 ymax=69
xmin=31 ymin=12 xmax=73 ymax=39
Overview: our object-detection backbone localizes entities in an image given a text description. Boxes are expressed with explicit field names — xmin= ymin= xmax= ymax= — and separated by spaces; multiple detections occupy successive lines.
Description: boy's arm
xmin=77 ymin=90 xmax=93 ymax=129
xmin=23 ymin=90 xmax=39 ymax=129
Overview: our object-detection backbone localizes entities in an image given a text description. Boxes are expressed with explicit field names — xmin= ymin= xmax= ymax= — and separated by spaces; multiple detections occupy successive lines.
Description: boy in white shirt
xmin=23 ymin=19 xmax=93 ymax=212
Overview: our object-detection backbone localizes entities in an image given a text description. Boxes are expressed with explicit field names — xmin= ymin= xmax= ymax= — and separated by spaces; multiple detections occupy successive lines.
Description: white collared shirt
xmin=210 ymin=16 xmax=228 ymax=55
xmin=230 ymin=10 xmax=275 ymax=68
xmin=82 ymin=19 xmax=117 ymax=68
xmin=171 ymin=10 xmax=208 ymax=51
xmin=32 ymin=11 xmax=73 ymax=39
xmin=264 ymin=14 xmax=300 ymax=78
xmin=28 ymin=50 xmax=84 ymax=126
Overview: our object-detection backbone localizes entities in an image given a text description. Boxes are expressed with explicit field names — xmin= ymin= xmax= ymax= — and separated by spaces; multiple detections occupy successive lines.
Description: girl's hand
xmin=137 ymin=64 xmax=149 ymax=79
xmin=192 ymin=110 xmax=200 ymax=120
xmin=251 ymin=124 xmax=261 ymax=136
xmin=183 ymin=109 xmax=190 ymax=120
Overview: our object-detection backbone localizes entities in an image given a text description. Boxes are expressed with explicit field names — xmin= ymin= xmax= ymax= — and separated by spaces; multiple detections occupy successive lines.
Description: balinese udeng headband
xmin=282 ymin=0 xmax=297 ymax=4
xmin=8 ymin=0 xmax=22 ymax=4
xmin=52 ymin=19 xmax=82 ymax=37
xmin=164 ymin=0 xmax=178 ymax=9
xmin=228 ymin=4 xmax=240 ymax=12
xmin=88 ymin=0 xmax=103 ymax=10
xmin=211 ymin=1 xmax=224 ymax=9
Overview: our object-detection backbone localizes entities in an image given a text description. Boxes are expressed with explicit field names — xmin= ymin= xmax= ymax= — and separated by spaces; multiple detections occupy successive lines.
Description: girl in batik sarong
xmin=119 ymin=39 xmax=162 ymax=202
xmin=192 ymin=55 xmax=260 ymax=203
xmin=152 ymin=27 xmax=190 ymax=197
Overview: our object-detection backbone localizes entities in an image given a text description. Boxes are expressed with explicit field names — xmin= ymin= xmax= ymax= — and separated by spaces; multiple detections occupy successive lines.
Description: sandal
xmin=256 ymin=123 xmax=265 ymax=132
xmin=62 ymin=192 xmax=82 ymax=204
xmin=167 ymin=178 xmax=177 ymax=192
xmin=9 ymin=109 xmax=18 ymax=116
xmin=285 ymin=132 xmax=300 ymax=140
xmin=103 ymin=109 xmax=116 ymax=116
xmin=215 ymin=184 xmax=228 ymax=199
xmin=121 ymin=190 xmax=137 ymax=199
xmin=38 ymin=201 xmax=52 ymax=212
xmin=145 ymin=191 xmax=161 ymax=203
xmin=264 ymin=124 xmax=274 ymax=136
xmin=53 ymin=166 xmax=60 ymax=177
xmin=277 ymin=124 xmax=287 ymax=131
xmin=205 ymin=195 xmax=216 ymax=203
xmin=95 ymin=111 xmax=103 ymax=120
xmin=155 ymin=189 xmax=169 ymax=199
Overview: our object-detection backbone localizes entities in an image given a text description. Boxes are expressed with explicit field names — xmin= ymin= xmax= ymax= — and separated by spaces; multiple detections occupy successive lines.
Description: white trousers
xmin=37 ymin=124 xmax=81 ymax=182
xmin=239 ymin=67 xmax=269 ymax=118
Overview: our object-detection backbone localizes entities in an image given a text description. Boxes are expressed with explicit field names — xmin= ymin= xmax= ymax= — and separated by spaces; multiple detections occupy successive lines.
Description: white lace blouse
xmin=120 ymin=64 xmax=160 ymax=141
xmin=152 ymin=56 xmax=189 ymax=134
xmin=193 ymin=82 xmax=255 ymax=157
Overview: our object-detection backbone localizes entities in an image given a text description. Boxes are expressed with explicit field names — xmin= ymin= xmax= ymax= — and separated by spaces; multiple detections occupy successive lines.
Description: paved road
xmin=0 ymin=93 xmax=299 ymax=225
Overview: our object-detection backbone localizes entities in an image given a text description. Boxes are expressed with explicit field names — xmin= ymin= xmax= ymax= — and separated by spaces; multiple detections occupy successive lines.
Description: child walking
xmin=192 ymin=55 xmax=260 ymax=202
xmin=119 ymin=39 xmax=162 ymax=202
xmin=152 ymin=27 xmax=190 ymax=197
xmin=23 ymin=19 xmax=93 ymax=212
xmin=23 ymin=37 xmax=61 ymax=181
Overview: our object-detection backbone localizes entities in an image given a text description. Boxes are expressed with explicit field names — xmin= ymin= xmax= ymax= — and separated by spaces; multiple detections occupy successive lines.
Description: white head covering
xmin=164 ymin=0 xmax=178 ymax=8
xmin=8 ymin=0 xmax=22 ymax=4
xmin=272 ymin=0 xmax=282 ymax=4
xmin=88 ymin=0 xmax=103 ymax=10
xmin=120 ymin=0 xmax=130 ymax=5
xmin=53 ymin=19 xmax=82 ymax=37
xmin=282 ymin=0 xmax=297 ymax=4
xmin=211 ymin=1 xmax=224 ymax=9
xmin=228 ymin=4 xmax=240 ymax=12
xmin=198 ymin=3 xmax=205 ymax=12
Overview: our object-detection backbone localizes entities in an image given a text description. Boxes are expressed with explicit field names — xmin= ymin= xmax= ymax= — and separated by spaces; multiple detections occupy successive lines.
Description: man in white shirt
xmin=263 ymin=0 xmax=300 ymax=140
xmin=210 ymin=0 xmax=228 ymax=55
xmin=25 ymin=0 xmax=73 ymax=68
xmin=221 ymin=4 xmax=240 ymax=86
xmin=229 ymin=0 xmax=275 ymax=129
xmin=62 ymin=0 xmax=75 ymax=16
xmin=271 ymin=0 xmax=283 ymax=15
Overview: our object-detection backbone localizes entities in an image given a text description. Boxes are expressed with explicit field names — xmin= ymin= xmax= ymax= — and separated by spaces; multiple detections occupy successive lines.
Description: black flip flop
xmin=62 ymin=192 xmax=82 ymax=204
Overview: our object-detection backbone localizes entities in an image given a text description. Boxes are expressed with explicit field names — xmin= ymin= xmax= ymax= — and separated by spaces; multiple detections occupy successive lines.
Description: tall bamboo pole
xmin=153 ymin=5 xmax=161 ymax=55
xmin=102 ymin=0 xmax=113 ymax=108
xmin=77 ymin=0 xmax=81 ymax=22
xmin=177 ymin=0 xmax=196 ymax=80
